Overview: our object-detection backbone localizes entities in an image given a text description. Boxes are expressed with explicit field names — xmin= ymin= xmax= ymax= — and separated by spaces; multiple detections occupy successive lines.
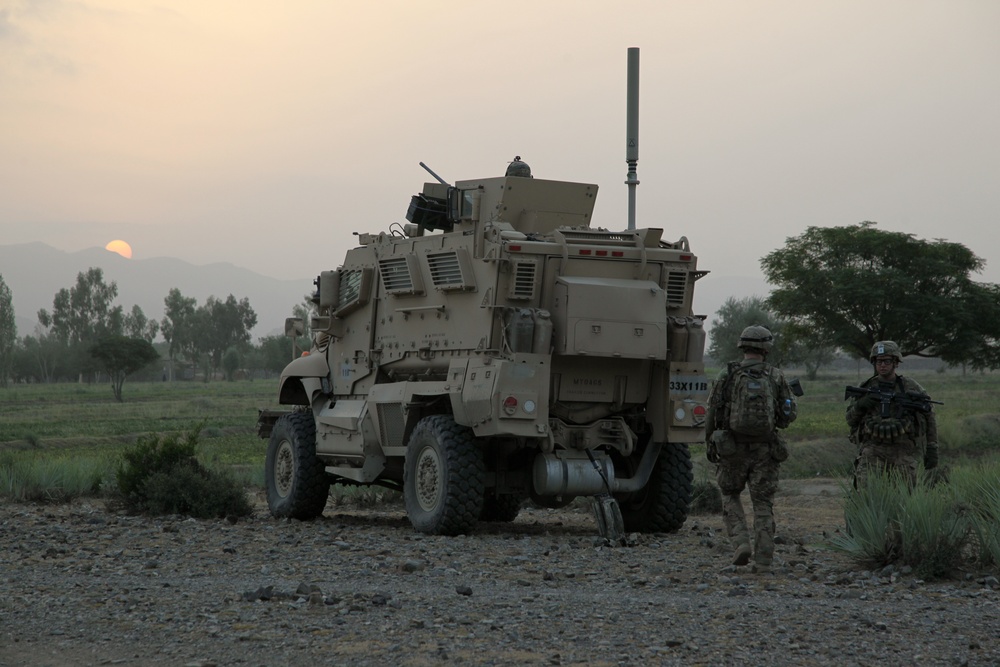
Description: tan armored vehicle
xmin=257 ymin=49 xmax=710 ymax=536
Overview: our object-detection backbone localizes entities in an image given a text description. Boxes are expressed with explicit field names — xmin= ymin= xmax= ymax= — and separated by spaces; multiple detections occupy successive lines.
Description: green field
xmin=1 ymin=368 xmax=998 ymax=493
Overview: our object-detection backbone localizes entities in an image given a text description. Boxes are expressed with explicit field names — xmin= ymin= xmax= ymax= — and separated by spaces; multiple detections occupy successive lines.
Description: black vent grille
xmin=509 ymin=260 xmax=538 ymax=300
xmin=666 ymin=271 xmax=688 ymax=307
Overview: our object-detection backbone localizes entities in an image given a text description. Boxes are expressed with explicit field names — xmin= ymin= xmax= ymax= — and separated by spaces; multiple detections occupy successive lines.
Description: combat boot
xmin=731 ymin=543 xmax=752 ymax=566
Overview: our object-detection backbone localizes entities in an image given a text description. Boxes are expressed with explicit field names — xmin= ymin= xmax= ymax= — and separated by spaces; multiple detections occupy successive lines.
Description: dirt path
xmin=2 ymin=479 xmax=998 ymax=667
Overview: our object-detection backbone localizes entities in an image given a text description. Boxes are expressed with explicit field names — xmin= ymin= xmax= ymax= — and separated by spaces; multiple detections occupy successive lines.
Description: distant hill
xmin=0 ymin=242 xmax=310 ymax=341
xmin=1 ymin=242 xmax=770 ymax=346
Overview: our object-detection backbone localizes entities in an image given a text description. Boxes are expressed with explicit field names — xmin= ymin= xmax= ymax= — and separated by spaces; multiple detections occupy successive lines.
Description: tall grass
xmin=831 ymin=465 xmax=1000 ymax=579
xmin=0 ymin=451 xmax=112 ymax=502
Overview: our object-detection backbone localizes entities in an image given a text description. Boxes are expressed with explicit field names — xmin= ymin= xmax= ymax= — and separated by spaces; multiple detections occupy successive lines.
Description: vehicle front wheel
xmin=265 ymin=412 xmax=329 ymax=519
xmin=404 ymin=415 xmax=485 ymax=535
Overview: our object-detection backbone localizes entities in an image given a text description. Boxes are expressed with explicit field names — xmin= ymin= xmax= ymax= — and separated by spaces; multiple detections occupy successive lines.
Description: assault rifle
xmin=845 ymin=385 xmax=943 ymax=418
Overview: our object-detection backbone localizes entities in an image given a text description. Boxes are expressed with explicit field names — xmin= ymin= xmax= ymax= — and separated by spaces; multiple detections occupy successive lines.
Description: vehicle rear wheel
xmin=618 ymin=442 xmax=693 ymax=533
xmin=404 ymin=415 xmax=485 ymax=535
xmin=480 ymin=491 xmax=524 ymax=522
xmin=265 ymin=412 xmax=329 ymax=519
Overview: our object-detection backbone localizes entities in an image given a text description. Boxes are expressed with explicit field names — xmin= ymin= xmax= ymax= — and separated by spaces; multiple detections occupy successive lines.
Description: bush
xmin=113 ymin=427 xmax=252 ymax=519
xmin=831 ymin=470 xmax=973 ymax=579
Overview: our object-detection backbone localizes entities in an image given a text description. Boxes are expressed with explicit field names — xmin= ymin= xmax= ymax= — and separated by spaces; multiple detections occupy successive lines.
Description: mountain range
xmin=0 ymin=242 xmax=769 ymax=344
xmin=0 ymin=242 xmax=310 ymax=341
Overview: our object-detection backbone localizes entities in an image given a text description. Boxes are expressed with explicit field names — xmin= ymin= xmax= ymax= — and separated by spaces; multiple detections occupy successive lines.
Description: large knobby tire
xmin=265 ymin=412 xmax=329 ymax=520
xmin=480 ymin=491 xmax=524 ymax=523
xmin=619 ymin=442 xmax=693 ymax=533
xmin=404 ymin=415 xmax=485 ymax=535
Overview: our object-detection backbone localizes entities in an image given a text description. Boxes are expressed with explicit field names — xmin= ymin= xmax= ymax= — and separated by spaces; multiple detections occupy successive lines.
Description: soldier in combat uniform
xmin=846 ymin=341 xmax=939 ymax=489
xmin=706 ymin=325 xmax=798 ymax=573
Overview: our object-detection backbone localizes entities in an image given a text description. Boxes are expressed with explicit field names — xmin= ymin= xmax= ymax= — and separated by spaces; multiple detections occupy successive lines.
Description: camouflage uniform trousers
xmin=715 ymin=441 xmax=780 ymax=567
xmin=853 ymin=440 xmax=920 ymax=489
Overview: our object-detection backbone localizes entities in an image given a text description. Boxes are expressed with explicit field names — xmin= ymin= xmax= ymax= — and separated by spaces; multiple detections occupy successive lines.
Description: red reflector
xmin=680 ymin=254 xmax=692 ymax=261
xmin=579 ymin=249 xmax=592 ymax=255
xmin=612 ymin=251 xmax=624 ymax=257
xmin=509 ymin=245 xmax=522 ymax=251
xmin=503 ymin=396 xmax=518 ymax=409
xmin=693 ymin=405 xmax=707 ymax=416
xmin=595 ymin=250 xmax=607 ymax=256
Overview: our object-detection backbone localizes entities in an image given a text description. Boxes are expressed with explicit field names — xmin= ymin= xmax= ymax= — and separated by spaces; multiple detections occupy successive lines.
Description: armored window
xmin=336 ymin=267 xmax=373 ymax=317
xmin=378 ymin=255 xmax=424 ymax=296
xmin=508 ymin=259 xmax=539 ymax=300
xmin=427 ymin=249 xmax=476 ymax=292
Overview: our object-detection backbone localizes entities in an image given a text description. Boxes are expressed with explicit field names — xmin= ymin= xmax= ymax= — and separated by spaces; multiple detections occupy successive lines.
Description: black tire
xmin=618 ymin=442 xmax=693 ymax=533
xmin=480 ymin=491 xmax=524 ymax=523
xmin=403 ymin=415 xmax=485 ymax=535
xmin=265 ymin=412 xmax=329 ymax=520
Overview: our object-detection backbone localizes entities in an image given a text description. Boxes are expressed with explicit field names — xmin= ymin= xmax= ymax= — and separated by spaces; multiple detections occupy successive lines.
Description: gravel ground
xmin=2 ymin=481 xmax=999 ymax=667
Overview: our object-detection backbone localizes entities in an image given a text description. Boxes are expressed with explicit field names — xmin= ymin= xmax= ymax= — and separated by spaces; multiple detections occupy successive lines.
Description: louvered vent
xmin=666 ymin=271 xmax=688 ymax=307
xmin=427 ymin=250 xmax=475 ymax=292
xmin=509 ymin=259 xmax=538 ymax=300
xmin=378 ymin=256 xmax=423 ymax=295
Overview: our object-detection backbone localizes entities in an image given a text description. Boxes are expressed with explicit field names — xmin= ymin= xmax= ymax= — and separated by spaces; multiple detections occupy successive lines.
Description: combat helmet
xmin=738 ymin=325 xmax=774 ymax=352
xmin=869 ymin=340 xmax=901 ymax=363
xmin=506 ymin=156 xmax=532 ymax=178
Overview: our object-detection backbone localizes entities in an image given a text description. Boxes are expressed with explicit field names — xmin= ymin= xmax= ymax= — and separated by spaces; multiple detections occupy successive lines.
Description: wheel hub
xmin=274 ymin=440 xmax=294 ymax=497
xmin=415 ymin=446 xmax=443 ymax=512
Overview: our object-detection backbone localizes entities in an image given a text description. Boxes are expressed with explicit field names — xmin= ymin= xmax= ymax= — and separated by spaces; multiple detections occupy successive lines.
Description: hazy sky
xmin=2 ymin=1 xmax=998 ymax=295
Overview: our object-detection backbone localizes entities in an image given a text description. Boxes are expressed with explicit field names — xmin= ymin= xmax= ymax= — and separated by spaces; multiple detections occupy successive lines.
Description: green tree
xmin=222 ymin=346 xmax=241 ymax=381
xmin=761 ymin=222 xmax=1000 ymax=364
xmin=197 ymin=295 xmax=258 ymax=378
xmin=708 ymin=296 xmax=782 ymax=364
xmin=124 ymin=304 xmax=160 ymax=342
xmin=0 ymin=274 xmax=15 ymax=387
xmin=255 ymin=335 xmax=298 ymax=376
xmin=160 ymin=288 xmax=197 ymax=381
xmin=38 ymin=267 xmax=123 ymax=345
xmin=16 ymin=331 xmax=69 ymax=383
xmin=89 ymin=336 xmax=161 ymax=402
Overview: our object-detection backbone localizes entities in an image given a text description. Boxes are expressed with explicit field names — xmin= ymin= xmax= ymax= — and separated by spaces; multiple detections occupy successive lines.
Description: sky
xmin=2 ymin=1 xmax=999 ymax=302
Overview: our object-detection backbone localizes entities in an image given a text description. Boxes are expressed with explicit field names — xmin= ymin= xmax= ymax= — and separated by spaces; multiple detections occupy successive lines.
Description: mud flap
xmin=591 ymin=494 xmax=626 ymax=545
xmin=585 ymin=448 xmax=627 ymax=545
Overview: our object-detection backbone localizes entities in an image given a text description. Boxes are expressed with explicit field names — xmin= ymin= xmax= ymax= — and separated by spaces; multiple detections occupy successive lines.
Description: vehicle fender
xmin=278 ymin=352 xmax=330 ymax=406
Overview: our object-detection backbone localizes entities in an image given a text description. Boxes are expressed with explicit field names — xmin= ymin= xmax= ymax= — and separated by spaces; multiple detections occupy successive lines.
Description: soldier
xmin=846 ymin=341 xmax=939 ymax=489
xmin=706 ymin=325 xmax=798 ymax=573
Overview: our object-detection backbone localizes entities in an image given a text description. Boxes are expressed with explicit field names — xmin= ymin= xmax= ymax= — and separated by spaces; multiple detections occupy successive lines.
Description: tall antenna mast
xmin=625 ymin=47 xmax=640 ymax=231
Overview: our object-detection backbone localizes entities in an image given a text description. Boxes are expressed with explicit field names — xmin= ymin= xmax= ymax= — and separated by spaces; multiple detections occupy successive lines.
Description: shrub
xmin=689 ymin=479 xmax=722 ymax=515
xmin=113 ymin=427 xmax=252 ymax=519
xmin=832 ymin=470 xmax=973 ymax=579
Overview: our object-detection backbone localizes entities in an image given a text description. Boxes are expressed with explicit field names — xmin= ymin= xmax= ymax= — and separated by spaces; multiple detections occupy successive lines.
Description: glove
xmin=855 ymin=395 xmax=879 ymax=411
xmin=706 ymin=441 xmax=720 ymax=464
xmin=923 ymin=446 xmax=938 ymax=470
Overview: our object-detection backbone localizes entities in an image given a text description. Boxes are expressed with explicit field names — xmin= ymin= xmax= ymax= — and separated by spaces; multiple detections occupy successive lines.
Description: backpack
xmin=726 ymin=362 xmax=776 ymax=437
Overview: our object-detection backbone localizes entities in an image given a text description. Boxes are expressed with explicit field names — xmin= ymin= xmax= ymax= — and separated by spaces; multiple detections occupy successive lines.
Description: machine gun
xmin=845 ymin=385 xmax=943 ymax=418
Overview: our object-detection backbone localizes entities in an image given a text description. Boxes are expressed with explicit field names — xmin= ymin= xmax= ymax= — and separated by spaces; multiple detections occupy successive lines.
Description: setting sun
xmin=105 ymin=239 xmax=133 ymax=259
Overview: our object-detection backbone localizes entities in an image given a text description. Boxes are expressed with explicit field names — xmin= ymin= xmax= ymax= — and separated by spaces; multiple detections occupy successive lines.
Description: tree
xmin=161 ymin=288 xmax=197 ymax=381
xmin=708 ymin=296 xmax=783 ymax=364
xmin=38 ymin=267 xmax=123 ymax=345
xmin=254 ymin=335 xmax=298 ymax=376
xmin=222 ymin=346 xmax=241 ymax=381
xmin=0 ymin=274 xmax=15 ymax=387
xmin=124 ymin=304 xmax=160 ymax=342
xmin=89 ymin=336 xmax=161 ymax=402
xmin=197 ymin=295 xmax=258 ymax=378
xmin=761 ymin=222 xmax=1000 ymax=365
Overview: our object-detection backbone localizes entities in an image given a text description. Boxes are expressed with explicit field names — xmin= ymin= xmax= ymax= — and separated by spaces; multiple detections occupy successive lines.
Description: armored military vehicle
xmin=257 ymin=49 xmax=710 ymax=536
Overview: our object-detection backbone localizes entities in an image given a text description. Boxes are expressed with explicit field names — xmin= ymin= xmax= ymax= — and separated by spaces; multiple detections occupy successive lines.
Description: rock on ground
xmin=1 ymin=482 xmax=998 ymax=666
